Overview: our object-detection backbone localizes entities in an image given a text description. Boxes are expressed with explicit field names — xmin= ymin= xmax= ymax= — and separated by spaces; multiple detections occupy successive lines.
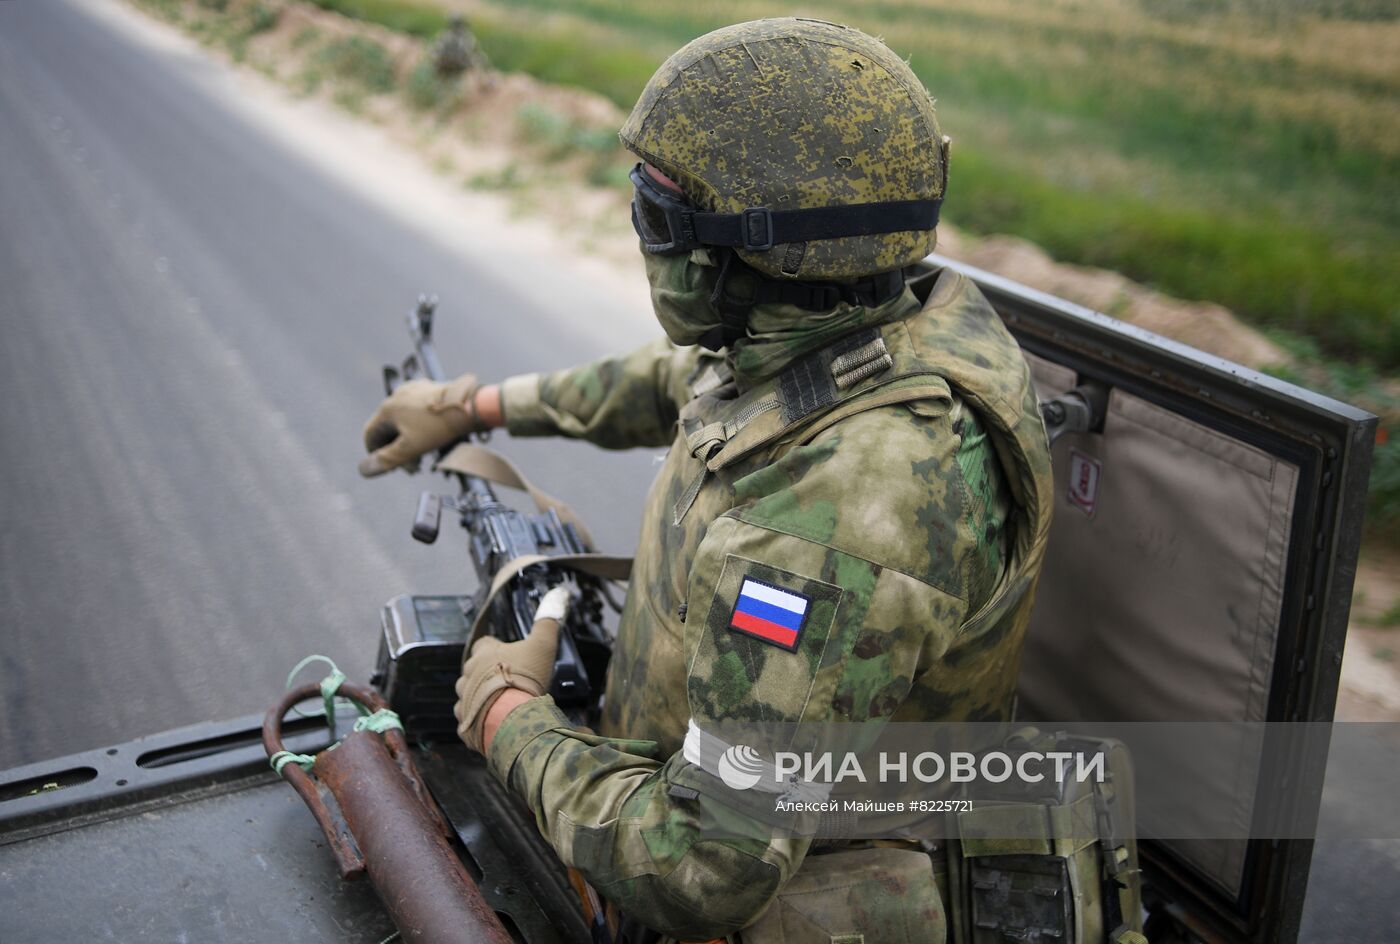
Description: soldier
xmin=431 ymin=13 xmax=486 ymax=78
xmin=360 ymin=18 xmax=1054 ymax=943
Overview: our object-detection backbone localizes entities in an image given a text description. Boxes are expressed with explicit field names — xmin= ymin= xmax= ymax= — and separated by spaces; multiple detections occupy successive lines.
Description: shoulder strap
xmin=434 ymin=444 xmax=633 ymax=646
xmin=682 ymin=324 xmax=951 ymax=475
xmin=437 ymin=443 xmax=598 ymax=548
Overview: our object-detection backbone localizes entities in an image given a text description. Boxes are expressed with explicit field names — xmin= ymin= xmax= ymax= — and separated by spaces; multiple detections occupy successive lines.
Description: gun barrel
xmin=417 ymin=339 xmax=446 ymax=384
xmin=406 ymin=299 xmax=447 ymax=384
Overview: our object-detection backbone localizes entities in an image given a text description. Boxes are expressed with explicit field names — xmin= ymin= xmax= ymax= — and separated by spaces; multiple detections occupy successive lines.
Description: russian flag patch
xmin=728 ymin=578 xmax=811 ymax=652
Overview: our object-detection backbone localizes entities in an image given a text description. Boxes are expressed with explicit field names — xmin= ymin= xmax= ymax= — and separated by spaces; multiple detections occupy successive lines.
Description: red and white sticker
xmin=1067 ymin=450 xmax=1102 ymax=517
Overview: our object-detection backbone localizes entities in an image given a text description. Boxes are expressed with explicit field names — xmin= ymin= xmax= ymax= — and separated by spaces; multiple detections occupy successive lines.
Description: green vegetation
xmin=467 ymin=165 xmax=525 ymax=192
xmin=514 ymin=102 xmax=626 ymax=186
xmin=246 ymin=2 xmax=278 ymax=34
xmin=313 ymin=34 xmax=395 ymax=104
xmin=468 ymin=18 xmax=660 ymax=111
xmin=162 ymin=0 xmax=278 ymax=59
xmin=293 ymin=35 xmax=396 ymax=106
xmin=304 ymin=0 xmax=446 ymax=37
xmin=405 ymin=58 xmax=456 ymax=112
xmin=305 ymin=0 xmax=1400 ymax=372
xmin=1142 ymin=0 xmax=1400 ymax=21
xmin=1368 ymin=439 xmax=1400 ymax=539
xmin=291 ymin=25 xmax=321 ymax=50
xmin=1264 ymin=332 xmax=1400 ymax=537
xmin=1357 ymin=589 xmax=1400 ymax=629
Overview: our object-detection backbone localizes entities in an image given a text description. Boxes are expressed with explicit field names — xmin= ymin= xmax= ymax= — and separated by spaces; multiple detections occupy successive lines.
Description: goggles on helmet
xmin=630 ymin=164 xmax=699 ymax=254
xmin=629 ymin=162 xmax=944 ymax=257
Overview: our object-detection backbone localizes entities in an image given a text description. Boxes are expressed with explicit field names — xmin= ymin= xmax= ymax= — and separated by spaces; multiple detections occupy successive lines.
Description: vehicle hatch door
xmin=911 ymin=254 xmax=1377 ymax=944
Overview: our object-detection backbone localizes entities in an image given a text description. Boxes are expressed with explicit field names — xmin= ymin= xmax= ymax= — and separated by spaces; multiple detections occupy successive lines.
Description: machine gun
xmin=369 ymin=295 xmax=617 ymax=739
xmin=257 ymin=295 xmax=622 ymax=943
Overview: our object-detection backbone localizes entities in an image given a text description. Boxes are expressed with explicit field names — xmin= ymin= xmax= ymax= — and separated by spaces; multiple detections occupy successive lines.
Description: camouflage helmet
xmin=620 ymin=18 xmax=948 ymax=282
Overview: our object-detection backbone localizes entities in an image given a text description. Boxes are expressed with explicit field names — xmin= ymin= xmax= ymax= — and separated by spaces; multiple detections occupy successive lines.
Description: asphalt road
xmin=0 ymin=1 xmax=1395 ymax=941
xmin=0 ymin=0 xmax=656 ymax=769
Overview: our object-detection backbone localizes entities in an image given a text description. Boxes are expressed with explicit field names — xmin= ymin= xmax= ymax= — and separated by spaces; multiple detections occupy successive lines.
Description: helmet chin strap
xmin=700 ymin=249 xmax=910 ymax=352
xmin=707 ymin=250 xmax=758 ymax=351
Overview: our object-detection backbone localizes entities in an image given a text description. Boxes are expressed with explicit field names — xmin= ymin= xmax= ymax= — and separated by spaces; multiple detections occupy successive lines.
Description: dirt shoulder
xmin=124 ymin=0 xmax=1400 ymax=720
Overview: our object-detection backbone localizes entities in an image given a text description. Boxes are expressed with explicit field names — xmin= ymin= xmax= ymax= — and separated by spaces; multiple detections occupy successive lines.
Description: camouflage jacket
xmin=489 ymin=267 xmax=1054 ymax=939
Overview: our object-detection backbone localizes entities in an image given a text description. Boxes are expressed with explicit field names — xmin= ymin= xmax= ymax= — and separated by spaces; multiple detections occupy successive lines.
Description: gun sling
xmin=435 ymin=443 xmax=633 ymax=650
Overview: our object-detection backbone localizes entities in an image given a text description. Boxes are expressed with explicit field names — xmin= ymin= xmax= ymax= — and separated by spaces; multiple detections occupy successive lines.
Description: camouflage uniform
xmin=432 ymin=15 xmax=487 ymax=78
xmin=487 ymin=265 xmax=1054 ymax=940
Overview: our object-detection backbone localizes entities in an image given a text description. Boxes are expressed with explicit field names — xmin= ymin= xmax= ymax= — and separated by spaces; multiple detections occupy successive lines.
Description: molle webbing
xmin=680 ymin=327 xmax=901 ymax=469
xmin=831 ymin=333 xmax=896 ymax=389
xmin=777 ymin=328 xmax=893 ymax=423
xmin=674 ymin=327 xmax=921 ymax=524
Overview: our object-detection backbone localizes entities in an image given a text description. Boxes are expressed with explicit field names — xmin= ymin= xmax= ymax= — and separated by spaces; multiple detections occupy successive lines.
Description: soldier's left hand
xmin=454 ymin=587 xmax=568 ymax=753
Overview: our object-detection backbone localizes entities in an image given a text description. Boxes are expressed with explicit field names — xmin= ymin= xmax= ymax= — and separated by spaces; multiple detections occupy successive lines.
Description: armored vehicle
xmin=0 ymin=255 xmax=1378 ymax=943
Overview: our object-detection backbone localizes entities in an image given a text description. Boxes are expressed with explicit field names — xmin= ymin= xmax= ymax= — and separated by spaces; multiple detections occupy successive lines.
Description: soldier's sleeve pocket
xmin=686 ymin=552 xmax=846 ymax=723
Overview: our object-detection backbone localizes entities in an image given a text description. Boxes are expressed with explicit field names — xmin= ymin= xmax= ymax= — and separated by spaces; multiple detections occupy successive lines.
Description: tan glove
xmin=454 ymin=587 xmax=569 ymax=753
xmin=358 ymin=373 xmax=483 ymax=477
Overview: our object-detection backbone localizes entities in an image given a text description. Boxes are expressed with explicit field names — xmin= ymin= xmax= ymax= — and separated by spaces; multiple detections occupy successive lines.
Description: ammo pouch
xmin=945 ymin=729 xmax=1146 ymax=944
xmin=737 ymin=846 xmax=947 ymax=944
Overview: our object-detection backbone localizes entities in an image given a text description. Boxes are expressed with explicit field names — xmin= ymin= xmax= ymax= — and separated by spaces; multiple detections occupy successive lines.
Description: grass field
xmin=308 ymin=0 xmax=1400 ymax=373
xmin=148 ymin=0 xmax=1396 ymax=534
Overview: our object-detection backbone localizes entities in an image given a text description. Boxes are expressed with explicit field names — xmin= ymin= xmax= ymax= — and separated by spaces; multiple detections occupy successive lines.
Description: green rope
xmin=269 ymin=750 xmax=316 ymax=775
xmin=354 ymin=708 xmax=404 ymax=735
xmin=270 ymin=655 xmax=405 ymax=777
xmin=285 ymin=654 xmax=353 ymax=734
xmin=320 ymin=668 xmax=348 ymax=723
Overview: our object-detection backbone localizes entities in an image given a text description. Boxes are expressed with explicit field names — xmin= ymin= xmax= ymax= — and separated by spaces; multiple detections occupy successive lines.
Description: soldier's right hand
xmin=454 ymin=586 xmax=569 ymax=753
xmin=358 ymin=373 xmax=483 ymax=477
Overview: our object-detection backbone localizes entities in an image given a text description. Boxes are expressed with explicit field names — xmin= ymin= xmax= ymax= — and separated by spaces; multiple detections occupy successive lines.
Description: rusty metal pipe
xmin=264 ymin=682 xmax=511 ymax=943
xmin=317 ymin=731 xmax=511 ymax=943
xmin=263 ymin=682 xmax=364 ymax=876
